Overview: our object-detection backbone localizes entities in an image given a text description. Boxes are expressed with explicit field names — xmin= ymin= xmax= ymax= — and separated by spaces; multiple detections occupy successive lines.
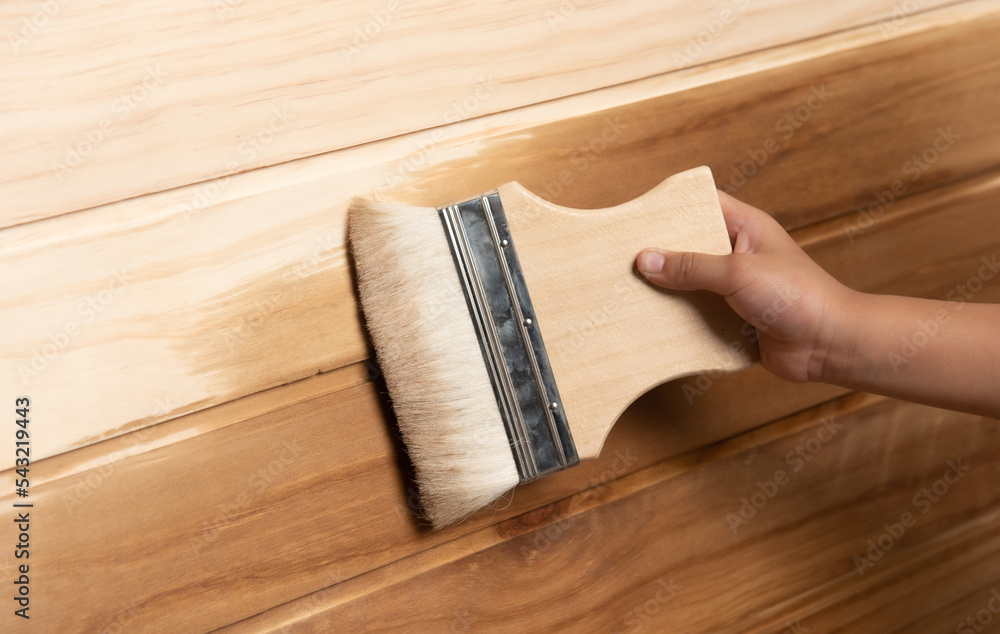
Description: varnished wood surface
xmin=0 ymin=0 xmax=963 ymax=227
xmin=224 ymin=394 xmax=1000 ymax=632
xmin=5 ymin=10 xmax=1000 ymax=466
xmin=2 ymin=170 xmax=999 ymax=631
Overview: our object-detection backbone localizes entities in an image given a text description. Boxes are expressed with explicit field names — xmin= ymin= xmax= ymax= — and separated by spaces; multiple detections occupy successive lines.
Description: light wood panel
xmin=0 ymin=0 xmax=963 ymax=226
xmin=221 ymin=395 xmax=1000 ymax=632
xmin=5 ymin=11 xmax=1000 ymax=466
xmin=3 ymin=166 xmax=1000 ymax=628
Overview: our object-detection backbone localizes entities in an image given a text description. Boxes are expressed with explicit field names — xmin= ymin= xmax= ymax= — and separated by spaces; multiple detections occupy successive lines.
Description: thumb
xmin=637 ymin=248 xmax=734 ymax=294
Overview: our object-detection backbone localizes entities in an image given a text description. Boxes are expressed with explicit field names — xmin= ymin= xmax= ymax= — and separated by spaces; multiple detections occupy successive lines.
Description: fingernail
xmin=642 ymin=251 xmax=665 ymax=274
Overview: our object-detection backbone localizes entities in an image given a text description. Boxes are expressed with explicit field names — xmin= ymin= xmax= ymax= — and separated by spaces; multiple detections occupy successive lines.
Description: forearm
xmin=818 ymin=292 xmax=1000 ymax=418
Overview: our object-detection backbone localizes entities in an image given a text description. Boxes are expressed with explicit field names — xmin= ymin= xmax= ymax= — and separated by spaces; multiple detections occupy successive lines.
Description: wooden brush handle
xmin=499 ymin=166 xmax=758 ymax=460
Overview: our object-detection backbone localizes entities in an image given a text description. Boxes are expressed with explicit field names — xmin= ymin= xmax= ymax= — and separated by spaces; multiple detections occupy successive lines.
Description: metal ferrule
xmin=438 ymin=192 xmax=579 ymax=482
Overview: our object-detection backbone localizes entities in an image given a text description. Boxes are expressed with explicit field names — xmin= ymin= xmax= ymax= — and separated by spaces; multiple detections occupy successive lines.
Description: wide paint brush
xmin=349 ymin=166 xmax=757 ymax=528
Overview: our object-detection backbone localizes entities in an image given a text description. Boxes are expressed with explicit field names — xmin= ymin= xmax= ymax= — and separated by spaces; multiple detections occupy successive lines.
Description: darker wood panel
xmin=818 ymin=525 xmax=1000 ymax=633
xmin=240 ymin=396 xmax=1000 ymax=632
xmin=413 ymin=12 xmax=1000 ymax=232
xmin=804 ymin=172 xmax=1000 ymax=302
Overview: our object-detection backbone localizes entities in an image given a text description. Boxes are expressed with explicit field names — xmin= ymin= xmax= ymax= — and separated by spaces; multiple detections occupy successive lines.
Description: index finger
xmin=716 ymin=190 xmax=782 ymax=251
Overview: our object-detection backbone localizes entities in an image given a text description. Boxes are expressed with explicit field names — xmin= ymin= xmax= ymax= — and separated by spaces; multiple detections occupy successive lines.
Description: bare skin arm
xmin=636 ymin=191 xmax=1000 ymax=419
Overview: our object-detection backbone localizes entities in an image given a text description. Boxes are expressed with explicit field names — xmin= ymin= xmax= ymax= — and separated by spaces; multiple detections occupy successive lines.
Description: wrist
xmin=808 ymin=287 xmax=870 ymax=386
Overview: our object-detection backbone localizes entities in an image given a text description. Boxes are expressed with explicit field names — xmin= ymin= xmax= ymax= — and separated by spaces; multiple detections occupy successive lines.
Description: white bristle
xmin=348 ymin=198 xmax=519 ymax=529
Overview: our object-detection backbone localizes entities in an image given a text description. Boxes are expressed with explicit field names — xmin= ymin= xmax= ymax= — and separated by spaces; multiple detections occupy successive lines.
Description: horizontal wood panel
xmin=0 ymin=0 xmax=961 ymax=226
xmin=783 ymin=517 xmax=1000 ymax=632
xmin=4 ymin=10 xmax=1000 ymax=466
xmin=223 ymin=395 xmax=1000 ymax=632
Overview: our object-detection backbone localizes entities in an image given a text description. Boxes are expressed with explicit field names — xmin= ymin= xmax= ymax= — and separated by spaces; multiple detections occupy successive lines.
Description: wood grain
xmin=4 ymin=11 xmax=1000 ymax=466
xmin=0 ymin=0 xmax=963 ymax=227
xmin=3 ymin=1 xmax=997 ymax=631
xmin=0 ymin=363 xmax=845 ymax=631
xmin=221 ymin=394 xmax=1000 ymax=632
xmin=3 ymin=164 xmax=1000 ymax=628
xmin=501 ymin=167 xmax=757 ymax=459
xmin=770 ymin=513 xmax=1000 ymax=632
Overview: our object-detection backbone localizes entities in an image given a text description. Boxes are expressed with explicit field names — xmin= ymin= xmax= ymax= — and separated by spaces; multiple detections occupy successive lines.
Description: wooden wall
xmin=2 ymin=1 xmax=999 ymax=631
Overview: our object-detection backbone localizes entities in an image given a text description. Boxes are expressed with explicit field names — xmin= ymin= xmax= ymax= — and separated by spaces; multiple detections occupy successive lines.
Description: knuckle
xmin=677 ymin=251 xmax=698 ymax=282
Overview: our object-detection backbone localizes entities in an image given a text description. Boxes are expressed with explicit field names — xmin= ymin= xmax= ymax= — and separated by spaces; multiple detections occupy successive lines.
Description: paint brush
xmin=349 ymin=166 xmax=757 ymax=528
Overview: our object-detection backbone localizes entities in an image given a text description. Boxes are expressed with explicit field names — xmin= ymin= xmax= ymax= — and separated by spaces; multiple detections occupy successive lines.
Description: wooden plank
xmin=220 ymin=395 xmax=1000 ymax=632
xmin=4 ymin=11 xmax=1000 ymax=466
xmin=0 ymin=0 xmax=965 ymax=226
xmin=762 ymin=514 xmax=1000 ymax=632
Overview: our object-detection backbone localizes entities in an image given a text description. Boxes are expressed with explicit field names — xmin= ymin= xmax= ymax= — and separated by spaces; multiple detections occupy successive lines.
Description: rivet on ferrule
xmin=437 ymin=192 xmax=579 ymax=483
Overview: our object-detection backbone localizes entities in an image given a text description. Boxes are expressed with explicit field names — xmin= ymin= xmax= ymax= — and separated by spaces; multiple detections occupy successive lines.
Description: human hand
xmin=636 ymin=191 xmax=857 ymax=383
